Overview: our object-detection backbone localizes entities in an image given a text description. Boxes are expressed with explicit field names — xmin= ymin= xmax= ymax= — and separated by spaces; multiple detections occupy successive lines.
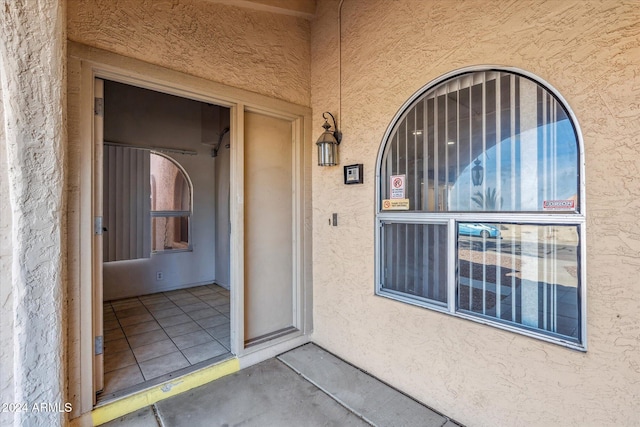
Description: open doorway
xmin=98 ymin=80 xmax=233 ymax=400
xmin=67 ymin=45 xmax=312 ymax=416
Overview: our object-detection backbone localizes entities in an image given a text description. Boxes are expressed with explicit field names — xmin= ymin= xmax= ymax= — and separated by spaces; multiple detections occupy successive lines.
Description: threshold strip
xmin=91 ymin=357 xmax=240 ymax=426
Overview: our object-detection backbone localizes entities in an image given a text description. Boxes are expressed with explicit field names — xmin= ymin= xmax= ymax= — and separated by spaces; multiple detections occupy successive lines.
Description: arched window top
xmin=150 ymin=152 xmax=192 ymax=212
xmin=150 ymin=152 xmax=192 ymax=252
xmin=379 ymin=68 xmax=582 ymax=214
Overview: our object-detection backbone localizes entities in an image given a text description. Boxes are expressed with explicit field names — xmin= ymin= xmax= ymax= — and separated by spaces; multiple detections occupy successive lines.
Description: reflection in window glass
xmin=151 ymin=216 xmax=190 ymax=251
xmin=457 ymin=223 xmax=580 ymax=340
xmin=150 ymin=154 xmax=191 ymax=211
xmin=382 ymin=223 xmax=448 ymax=305
xmin=380 ymin=71 xmax=579 ymax=213
xmin=150 ymin=152 xmax=192 ymax=252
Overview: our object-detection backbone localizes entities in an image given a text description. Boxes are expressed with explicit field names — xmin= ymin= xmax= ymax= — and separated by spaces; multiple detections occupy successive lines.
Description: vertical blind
xmin=103 ymin=145 xmax=151 ymax=262
xmin=382 ymin=222 xmax=448 ymax=305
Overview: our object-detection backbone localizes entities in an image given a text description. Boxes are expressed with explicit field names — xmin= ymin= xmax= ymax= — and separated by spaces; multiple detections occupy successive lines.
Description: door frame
xmin=67 ymin=41 xmax=313 ymax=417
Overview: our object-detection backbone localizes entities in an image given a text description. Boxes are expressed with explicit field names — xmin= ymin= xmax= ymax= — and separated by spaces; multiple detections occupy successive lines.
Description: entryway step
xmin=278 ymin=343 xmax=460 ymax=427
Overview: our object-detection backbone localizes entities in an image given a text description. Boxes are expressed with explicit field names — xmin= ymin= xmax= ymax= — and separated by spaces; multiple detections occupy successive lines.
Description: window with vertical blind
xmin=375 ymin=68 xmax=585 ymax=349
xmin=103 ymin=147 xmax=192 ymax=259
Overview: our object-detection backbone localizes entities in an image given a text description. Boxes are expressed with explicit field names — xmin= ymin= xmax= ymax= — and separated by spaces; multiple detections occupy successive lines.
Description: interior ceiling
xmin=205 ymin=0 xmax=317 ymax=19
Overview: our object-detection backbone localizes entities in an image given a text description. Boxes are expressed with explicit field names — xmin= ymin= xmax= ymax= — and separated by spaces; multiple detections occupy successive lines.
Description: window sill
xmin=152 ymin=248 xmax=193 ymax=255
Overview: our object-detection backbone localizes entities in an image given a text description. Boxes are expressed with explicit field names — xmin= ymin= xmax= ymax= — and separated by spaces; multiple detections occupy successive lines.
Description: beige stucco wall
xmin=67 ymin=0 xmax=311 ymax=107
xmin=311 ymin=1 xmax=640 ymax=426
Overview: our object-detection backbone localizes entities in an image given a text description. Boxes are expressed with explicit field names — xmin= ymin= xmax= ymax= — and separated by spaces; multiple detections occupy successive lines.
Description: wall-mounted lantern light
xmin=316 ymin=112 xmax=342 ymax=166
xmin=471 ymin=159 xmax=484 ymax=186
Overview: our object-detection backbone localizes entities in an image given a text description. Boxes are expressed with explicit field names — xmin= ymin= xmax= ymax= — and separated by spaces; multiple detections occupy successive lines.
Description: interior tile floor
xmin=101 ymin=284 xmax=231 ymax=398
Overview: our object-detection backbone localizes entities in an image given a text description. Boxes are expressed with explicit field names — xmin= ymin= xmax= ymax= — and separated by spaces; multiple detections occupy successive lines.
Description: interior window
xmin=150 ymin=152 xmax=192 ymax=252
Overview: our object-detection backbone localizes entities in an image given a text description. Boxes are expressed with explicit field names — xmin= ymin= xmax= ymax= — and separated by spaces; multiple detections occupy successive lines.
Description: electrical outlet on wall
xmin=156 ymin=271 xmax=164 ymax=281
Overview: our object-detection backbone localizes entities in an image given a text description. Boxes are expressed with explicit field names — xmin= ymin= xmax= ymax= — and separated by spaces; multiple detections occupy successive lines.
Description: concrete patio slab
xmin=101 ymin=343 xmax=461 ymax=427
xmin=154 ymin=357 xmax=370 ymax=426
xmin=279 ymin=344 xmax=453 ymax=427
xmin=101 ymin=406 xmax=158 ymax=427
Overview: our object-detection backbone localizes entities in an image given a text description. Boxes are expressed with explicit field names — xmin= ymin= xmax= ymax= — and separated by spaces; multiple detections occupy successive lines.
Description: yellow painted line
xmin=92 ymin=357 xmax=240 ymax=426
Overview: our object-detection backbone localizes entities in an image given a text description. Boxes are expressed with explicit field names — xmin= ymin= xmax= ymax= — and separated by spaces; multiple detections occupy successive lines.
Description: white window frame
xmin=374 ymin=66 xmax=587 ymax=351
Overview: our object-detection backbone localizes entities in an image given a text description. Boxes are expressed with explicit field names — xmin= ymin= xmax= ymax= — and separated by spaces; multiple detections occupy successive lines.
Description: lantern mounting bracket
xmin=322 ymin=112 xmax=341 ymax=144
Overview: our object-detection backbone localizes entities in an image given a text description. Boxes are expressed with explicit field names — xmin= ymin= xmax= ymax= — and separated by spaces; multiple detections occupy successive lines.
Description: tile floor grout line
xmin=113 ymin=297 xmax=145 ymax=379
xmin=102 ymin=284 xmax=231 ymax=395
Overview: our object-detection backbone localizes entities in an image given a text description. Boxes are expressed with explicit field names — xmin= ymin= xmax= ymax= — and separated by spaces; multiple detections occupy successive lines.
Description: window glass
xmin=151 ymin=154 xmax=191 ymax=211
xmin=457 ymin=223 xmax=580 ymax=340
xmin=382 ymin=223 xmax=448 ymax=305
xmin=380 ymin=72 xmax=579 ymax=213
xmin=151 ymin=216 xmax=190 ymax=251
xmin=150 ymin=152 xmax=191 ymax=252
xmin=377 ymin=68 xmax=584 ymax=348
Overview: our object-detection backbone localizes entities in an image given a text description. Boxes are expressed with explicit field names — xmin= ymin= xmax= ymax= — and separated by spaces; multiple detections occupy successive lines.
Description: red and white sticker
xmin=543 ymin=200 xmax=575 ymax=210
xmin=390 ymin=175 xmax=405 ymax=199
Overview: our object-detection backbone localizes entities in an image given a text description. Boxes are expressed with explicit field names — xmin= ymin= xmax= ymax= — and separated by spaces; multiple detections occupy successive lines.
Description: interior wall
xmin=103 ymin=81 xmax=230 ymax=300
xmin=310 ymin=1 xmax=640 ymax=426
xmin=67 ymin=0 xmax=311 ymax=107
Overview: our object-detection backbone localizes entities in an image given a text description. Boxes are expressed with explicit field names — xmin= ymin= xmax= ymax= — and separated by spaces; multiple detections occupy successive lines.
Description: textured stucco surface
xmin=311 ymin=1 xmax=640 ymax=426
xmin=0 ymin=1 xmax=67 ymax=426
xmin=0 ymin=82 xmax=15 ymax=427
xmin=67 ymin=0 xmax=311 ymax=107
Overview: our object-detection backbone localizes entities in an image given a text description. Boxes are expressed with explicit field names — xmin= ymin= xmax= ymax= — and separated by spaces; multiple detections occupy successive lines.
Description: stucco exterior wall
xmin=0 ymin=85 xmax=15 ymax=427
xmin=310 ymin=1 xmax=640 ymax=426
xmin=67 ymin=0 xmax=311 ymax=107
xmin=0 ymin=1 xmax=67 ymax=426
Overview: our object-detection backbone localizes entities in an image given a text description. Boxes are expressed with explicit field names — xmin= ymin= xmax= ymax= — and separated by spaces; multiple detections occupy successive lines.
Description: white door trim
xmin=67 ymin=41 xmax=312 ymax=418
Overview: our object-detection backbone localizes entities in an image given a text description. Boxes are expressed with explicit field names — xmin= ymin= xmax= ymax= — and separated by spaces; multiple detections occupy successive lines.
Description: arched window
xmin=150 ymin=152 xmax=192 ymax=252
xmin=376 ymin=68 xmax=585 ymax=349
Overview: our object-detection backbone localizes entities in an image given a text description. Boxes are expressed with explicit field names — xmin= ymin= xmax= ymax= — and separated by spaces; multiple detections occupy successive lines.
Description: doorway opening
xmin=98 ymin=80 xmax=233 ymax=400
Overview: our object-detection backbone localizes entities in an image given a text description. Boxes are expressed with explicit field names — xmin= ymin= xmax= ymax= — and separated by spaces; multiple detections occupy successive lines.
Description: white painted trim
xmin=302 ymin=111 xmax=314 ymax=335
xmin=238 ymin=335 xmax=312 ymax=369
xmin=292 ymin=117 xmax=303 ymax=331
xmin=230 ymin=103 xmax=245 ymax=357
xmin=92 ymin=77 xmax=105 ymax=401
xmin=78 ymin=63 xmax=95 ymax=415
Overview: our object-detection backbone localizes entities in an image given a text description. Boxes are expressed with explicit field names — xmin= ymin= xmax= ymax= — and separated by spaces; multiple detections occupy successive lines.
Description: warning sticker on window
xmin=382 ymin=199 xmax=410 ymax=210
xmin=543 ymin=200 xmax=575 ymax=210
xmin=390 ymin=175 xmax=405 ymax=199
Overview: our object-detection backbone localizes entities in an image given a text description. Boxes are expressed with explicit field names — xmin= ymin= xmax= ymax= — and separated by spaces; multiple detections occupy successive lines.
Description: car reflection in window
xmin=458 ymin=223 xmax=501 ymax=239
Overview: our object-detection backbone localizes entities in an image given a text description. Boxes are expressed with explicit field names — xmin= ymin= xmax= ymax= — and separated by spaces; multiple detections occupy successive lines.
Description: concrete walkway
xmin=103 ymin=343 xmax=461 ymax=427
